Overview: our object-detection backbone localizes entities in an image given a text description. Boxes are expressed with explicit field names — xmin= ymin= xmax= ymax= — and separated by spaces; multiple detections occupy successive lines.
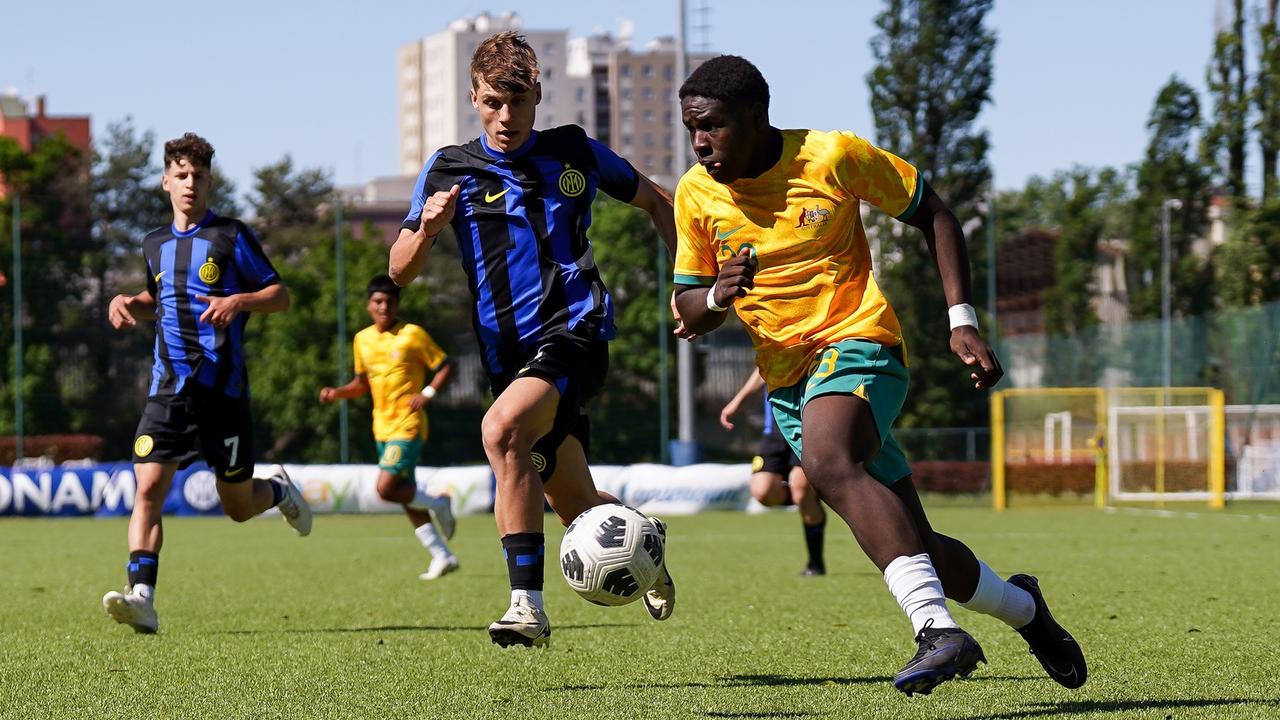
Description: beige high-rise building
xmin=397 ymin=12 xmax=593 ymax=176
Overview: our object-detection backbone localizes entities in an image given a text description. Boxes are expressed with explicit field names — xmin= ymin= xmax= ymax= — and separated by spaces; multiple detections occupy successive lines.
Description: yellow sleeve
xmin=415 ymin=328 xmax=448 ymax=373
xmin=352 ymin=333 xmax=365 ymax=375
xmin=831 ymin=132 xmax=923 ymax=221
xmin=672 ymin=177 xmax=720 ymax=287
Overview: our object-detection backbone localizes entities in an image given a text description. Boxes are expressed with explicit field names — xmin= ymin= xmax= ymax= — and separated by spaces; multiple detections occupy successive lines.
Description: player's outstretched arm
xmin=674 ymin=247 xmax=756 ymax=336
xmin=628 ymin=175 xmax=678 ymax=259
xmin=903 ymin=182 xmax=1003 ymax=390
xmin=720 ymin=367 xmax=765 ymax=430
xmin=320 ymin=374 xmax=371 ymax=403
xmin=107 ymin=290 xmax=157 ymax=329
xmin=389 ymin=184 xmax=460 ymax=286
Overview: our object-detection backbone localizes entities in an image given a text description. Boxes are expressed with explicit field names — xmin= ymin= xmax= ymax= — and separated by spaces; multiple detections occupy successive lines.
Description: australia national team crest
xmin=794 ymin=201 xmax=834 ymax=239
xmin=199 ymin=257 xmax=221 ymax=284
xmin=558 ymin=165 xmax=586 ymax=197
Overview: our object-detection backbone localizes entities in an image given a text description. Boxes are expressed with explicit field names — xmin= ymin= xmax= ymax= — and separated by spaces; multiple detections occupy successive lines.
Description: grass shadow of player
xmin=547 ymin=672 xmax=1041 ymax=693
xmin=216 ymin=622 xmax=639 ymax=635
xmin=950 ymin=697 xmax=1280 ymax=720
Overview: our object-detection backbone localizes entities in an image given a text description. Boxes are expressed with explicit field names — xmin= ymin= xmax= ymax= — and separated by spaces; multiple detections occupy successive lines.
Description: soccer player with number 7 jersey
xmin=102 ymin=133 xmax=311 ymax=634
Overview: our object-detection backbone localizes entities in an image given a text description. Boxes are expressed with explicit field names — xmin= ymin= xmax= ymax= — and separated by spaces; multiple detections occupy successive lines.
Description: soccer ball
xmin=559 ymin=503 xmax=664 ymax=607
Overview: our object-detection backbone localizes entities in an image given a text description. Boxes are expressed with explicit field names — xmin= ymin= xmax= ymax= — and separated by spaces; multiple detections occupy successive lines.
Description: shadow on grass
xmin=547 ymin=672 xmax=1041 ymax=693
xmin=953 ymin=697 xmax=1280 ymax=720
xmin=702 ymin=712 xmax=816 ymax=719
xmin=215 ymin=622 xmax=638 ymax=635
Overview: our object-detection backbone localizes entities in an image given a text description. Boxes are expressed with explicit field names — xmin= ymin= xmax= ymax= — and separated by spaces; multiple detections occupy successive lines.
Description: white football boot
xmin=419 ymin=554 xmax=460 ymax=580
xmin=271 ymin=465 xmax=312 ymax=537
xmin=488 ymin=596 xmax=551 ymax=648
xmin=643 ymin=517 xmax=676 ymax=621
xmin=102 ymin=587 xmax=158 ymax=634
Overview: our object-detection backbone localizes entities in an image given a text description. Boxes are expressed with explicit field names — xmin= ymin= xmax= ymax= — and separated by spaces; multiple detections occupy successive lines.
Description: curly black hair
xmin=163 ymin=132 xmax=214 ymax=170
xmin=678 ymin=55 xmax=770 ymax=109
xmin=366 ymin=274 xmax=401 ymax=299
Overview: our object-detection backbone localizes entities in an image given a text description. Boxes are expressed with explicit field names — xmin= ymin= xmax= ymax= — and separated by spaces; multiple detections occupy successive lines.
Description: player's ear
xmin=470 ymin=86 xmax=479 ymax=110
xmin=534 ymin=81 xmax=543 ymax=105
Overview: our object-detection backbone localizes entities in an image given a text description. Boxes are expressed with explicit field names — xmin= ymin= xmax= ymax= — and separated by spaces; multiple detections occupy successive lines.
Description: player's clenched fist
xmin=420 ymin=184 xmax=461 ymax=238
xmin=711 ymin=247 xmax=757 ymax=308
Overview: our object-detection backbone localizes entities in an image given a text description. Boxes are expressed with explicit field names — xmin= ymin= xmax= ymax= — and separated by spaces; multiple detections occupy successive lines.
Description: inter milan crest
xmin=558 ymin=165 xmax=586 ymax=197
xmin=199 ymin=257 xmax=221 ymax=284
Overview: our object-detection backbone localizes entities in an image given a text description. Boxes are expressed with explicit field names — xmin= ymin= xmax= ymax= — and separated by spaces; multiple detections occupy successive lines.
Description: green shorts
xmin=376 ymin=439 xmax=422 ymax=479
xmin=768 ymin=339 xmax=912 ymax=487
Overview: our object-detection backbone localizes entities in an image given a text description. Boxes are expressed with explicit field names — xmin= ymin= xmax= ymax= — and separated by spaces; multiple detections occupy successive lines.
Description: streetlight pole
xmin=671 ymin=0 xmax=699 ymax=465
xmin=1160 ymin=198 xmax=1182 ymax=388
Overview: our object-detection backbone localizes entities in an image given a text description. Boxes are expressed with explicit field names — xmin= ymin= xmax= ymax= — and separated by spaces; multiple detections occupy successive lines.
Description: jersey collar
xmin=172 ymin=210 xmax=216 ymax=237
xmin=480 ymin=130 xmax=539 ymax=160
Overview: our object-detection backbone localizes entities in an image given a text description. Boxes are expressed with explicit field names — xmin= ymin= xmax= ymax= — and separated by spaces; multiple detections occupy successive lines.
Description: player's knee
xmin=750 ymin=474 xmax=786 ymax=505
xmin=480 ymin=408 xmax=524 ymax=456
xmin=801 ymin=452 xmax=869 ymax=493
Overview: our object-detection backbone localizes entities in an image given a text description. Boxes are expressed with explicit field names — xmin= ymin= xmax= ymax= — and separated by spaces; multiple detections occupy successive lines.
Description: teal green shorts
xmin=768 ymin=339 xmax=912 ymax=486
xmin=376 ymin=439 xmax=422 ymax=479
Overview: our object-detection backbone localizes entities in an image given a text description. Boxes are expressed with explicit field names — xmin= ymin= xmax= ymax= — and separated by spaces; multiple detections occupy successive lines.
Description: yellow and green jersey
xmin=353 ymin=322 xmax=448 ymax=442
xmin=673 ymin=129 xmax=922 ymax=390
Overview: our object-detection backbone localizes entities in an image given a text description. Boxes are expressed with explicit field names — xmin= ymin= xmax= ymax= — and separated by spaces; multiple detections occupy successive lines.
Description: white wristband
xmin=948 ymin=303 xmax=979 ymax=331
xmin=706 ymin=286 xmax=729 ymax=312
xmin=420 ymin=385 xmax=437 ymax=399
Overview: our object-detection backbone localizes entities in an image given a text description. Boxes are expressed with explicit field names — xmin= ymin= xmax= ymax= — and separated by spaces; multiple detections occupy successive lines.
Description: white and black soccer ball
xmin=559 ymin=503 xmax=664 ymax=607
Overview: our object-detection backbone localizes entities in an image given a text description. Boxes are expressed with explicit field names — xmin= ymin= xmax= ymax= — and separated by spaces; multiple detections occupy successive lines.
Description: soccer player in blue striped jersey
xmin=389 ymin=31 xmax=681 ymax=648
xmin=101 ymin=133 xmax=311 ymax=634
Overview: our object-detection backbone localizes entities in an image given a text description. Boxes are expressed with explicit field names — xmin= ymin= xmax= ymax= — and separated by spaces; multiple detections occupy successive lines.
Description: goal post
xmin=991 ymin=387 xmax=1227 ymax=509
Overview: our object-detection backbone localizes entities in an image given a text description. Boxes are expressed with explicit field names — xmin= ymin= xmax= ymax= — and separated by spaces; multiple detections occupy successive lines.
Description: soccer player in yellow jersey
xmin=320 ymin=275 xmax=459 ymax=580
xmin=672 ymin=56 xmax=1086 ymax=697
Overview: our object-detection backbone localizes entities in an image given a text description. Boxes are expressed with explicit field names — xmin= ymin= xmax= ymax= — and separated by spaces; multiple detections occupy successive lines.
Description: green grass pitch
xmin=2 ymin=504 xmax=1278 ymax=719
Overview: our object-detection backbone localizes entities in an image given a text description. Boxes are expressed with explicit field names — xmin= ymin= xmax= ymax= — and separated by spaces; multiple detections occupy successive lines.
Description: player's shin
xmin=957 ymin=559 xmax=1035 ymax=629
xmin=501 ymin=532 xmax=546 ymax=610
xmin=884 ymin=554 xmax=958 ymax=634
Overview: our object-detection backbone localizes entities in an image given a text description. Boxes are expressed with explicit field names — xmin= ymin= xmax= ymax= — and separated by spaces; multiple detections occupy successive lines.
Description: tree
xmin=1204 ymin=0 xmax=1249 ymax=203
xmin=866 ymin=0 xmax=995 ymax=426
xmin=1128 ymin=78 xmax=1213 ymax=321
xmin=1256 ymin=0 xmax=1280 ymax=199
xmin=0 ymin=133 xmax=95 ymax=438
xmin=589 ymin=195 xmax=672 ymax=463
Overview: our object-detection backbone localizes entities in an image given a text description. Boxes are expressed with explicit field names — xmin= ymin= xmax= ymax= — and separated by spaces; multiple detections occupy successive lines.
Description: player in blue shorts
xmin=389 ymin=31 xmax=681 ymax=648
xmin=102 ymin=133 xmax=310 ymax=634
xmin=721 ymin=368 xmax=826 ymax=575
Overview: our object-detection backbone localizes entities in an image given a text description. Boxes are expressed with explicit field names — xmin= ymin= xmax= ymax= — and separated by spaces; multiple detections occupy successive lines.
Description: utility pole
xmin=335 ymin=196 xmax=349 ymax=462
xmin=672 ymin=0 xmax=699 ymax=465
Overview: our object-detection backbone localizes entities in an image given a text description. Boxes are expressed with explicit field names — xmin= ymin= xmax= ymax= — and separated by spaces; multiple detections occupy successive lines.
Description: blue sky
xmin=2 ymin=1 xmax=1216 ymax=196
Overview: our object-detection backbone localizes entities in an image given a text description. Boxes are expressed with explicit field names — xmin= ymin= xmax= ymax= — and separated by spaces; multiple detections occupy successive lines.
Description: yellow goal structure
xmin=991 ymin=387 xmax=1226 ymax=509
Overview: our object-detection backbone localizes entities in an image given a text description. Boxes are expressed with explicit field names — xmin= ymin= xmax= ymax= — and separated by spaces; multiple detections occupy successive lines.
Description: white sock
xmin=883 ymin=553 xmax=958 ymax=634
xmin=512 ymin=589 xmax=544 ymax=611
xmin=407 ymin=488 xmax=443 ymax=513
xmin=958 ymin=560 xmax=1036 ymax=629
xmin=132 ymin=583 xmax=154 ymax=602
xmin=414 ymin=523 xmax=451 ymax=559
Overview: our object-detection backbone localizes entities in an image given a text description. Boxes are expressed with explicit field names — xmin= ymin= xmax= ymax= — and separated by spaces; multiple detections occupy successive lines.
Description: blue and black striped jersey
xmin=402 ymin=125 xmax=639 ymax=377
xmin=141 ymin=212 xmax=279 ymax=398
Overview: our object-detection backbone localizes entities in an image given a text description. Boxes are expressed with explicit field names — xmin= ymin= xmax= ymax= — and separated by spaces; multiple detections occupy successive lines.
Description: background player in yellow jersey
xmin=320 ymin=275 xmax=459 ymax=580
xmin=672 ymin=56 xmax=1086 ymax=697
xmin=720 ymin=368 xmax=826 ymax=576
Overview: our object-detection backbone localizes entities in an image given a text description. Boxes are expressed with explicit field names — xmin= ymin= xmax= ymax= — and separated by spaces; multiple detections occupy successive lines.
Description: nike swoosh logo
xmin=716 ymin=225 xmax=745 ymax=241
xmin=224 ymin=466 xmax=246 ymax=477
xmin=154 ymin=271 xmax=165 ymax=283
xmin=485 ymin=188 xmax=510 ymax=203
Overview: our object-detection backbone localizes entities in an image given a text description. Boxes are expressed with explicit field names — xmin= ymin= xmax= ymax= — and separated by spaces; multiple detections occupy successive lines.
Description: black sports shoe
xmin=800 ymin=564 xmax=826 ymax=576
xmin=1008 ymin=574 xmax=1087 ymax=689
xmin=893 ymin=619 xmax=986 ymax=696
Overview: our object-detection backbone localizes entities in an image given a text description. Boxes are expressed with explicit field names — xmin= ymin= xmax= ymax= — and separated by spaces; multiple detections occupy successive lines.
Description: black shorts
xmin=490 ymin=334 xmax=608 ymax=483
xmin=132 ymin=384 xmax=255 ymax=482
xmin=753 ymin=424 xmax=800 ymax=476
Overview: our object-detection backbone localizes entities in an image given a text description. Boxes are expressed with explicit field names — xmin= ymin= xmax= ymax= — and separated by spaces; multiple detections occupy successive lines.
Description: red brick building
xmin=0 ymin=93 xmax=92 ymax=198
